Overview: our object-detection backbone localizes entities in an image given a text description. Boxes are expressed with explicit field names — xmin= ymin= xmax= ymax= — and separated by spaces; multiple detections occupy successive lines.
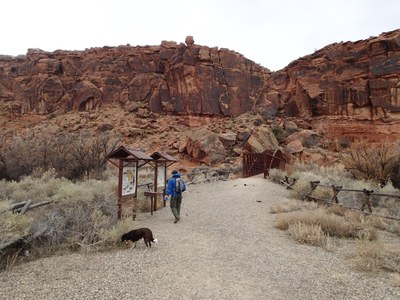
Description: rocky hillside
xmin=0 ymin=30 xmax=399 ymax=169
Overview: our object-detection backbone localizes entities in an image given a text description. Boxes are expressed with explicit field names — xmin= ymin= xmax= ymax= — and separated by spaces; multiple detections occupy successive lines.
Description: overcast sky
xmin=1 ymin=0 xmax=399 ymax=71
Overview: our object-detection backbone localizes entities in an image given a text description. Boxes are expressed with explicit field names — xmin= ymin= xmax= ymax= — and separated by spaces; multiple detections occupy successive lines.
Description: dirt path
xmin=1 ymin=176 xmax=399 ymax=299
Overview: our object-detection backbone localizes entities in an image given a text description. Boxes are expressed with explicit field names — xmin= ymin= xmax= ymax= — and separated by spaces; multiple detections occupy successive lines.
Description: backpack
xmin=175 ymin=177 xmax=184 ymax=193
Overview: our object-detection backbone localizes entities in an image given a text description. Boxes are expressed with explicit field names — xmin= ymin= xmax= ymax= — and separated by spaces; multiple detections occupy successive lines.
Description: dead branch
xmin=20 ymin=200 xmax=32 ymax=215
xmin=14 ymin=200 xmax=53 ymax=213
xmin=0 ymin=237 xmax=25 ymax=252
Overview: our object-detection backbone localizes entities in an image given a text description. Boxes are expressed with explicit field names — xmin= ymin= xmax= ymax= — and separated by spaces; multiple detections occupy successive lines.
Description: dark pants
xmin=170 ymin=193 xmax=182 ymax=220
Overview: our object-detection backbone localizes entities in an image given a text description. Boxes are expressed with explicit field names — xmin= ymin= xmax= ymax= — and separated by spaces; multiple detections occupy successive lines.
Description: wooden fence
xmin=306 ymin=180 xmax=400 ymax=221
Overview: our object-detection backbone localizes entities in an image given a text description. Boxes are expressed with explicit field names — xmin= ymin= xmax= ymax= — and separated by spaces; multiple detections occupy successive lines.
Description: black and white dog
xmin=121 ymin=228 xmax=158 ymax=250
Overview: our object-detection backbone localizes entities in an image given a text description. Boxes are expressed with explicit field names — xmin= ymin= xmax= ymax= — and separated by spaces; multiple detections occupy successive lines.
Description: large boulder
xmin=285 ymin=130 xmax=322 ymax=148
xmin=185 ymin=131 xmax=227 ymax=165
xmin=244 ymin=125 xmax=280 ymax=153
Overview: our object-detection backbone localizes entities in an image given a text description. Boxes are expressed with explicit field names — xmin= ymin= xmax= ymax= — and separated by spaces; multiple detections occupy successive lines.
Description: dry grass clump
xmin=270 ymin=200 xmax=318 ymax=214
xmin=344 ymin=211 xmax=377 ymax=240
xmin=268 ymin=169 xmax=287 ymax=183
xmin=392 ymin=273 xmax=400 ymax=287
xmin=312 ymin=186 xmax=333 ymax=201
xmin=275 ymin=207 xmax=378 ymax=242
xmin=290 ymin=162 xmax=353 ymax=186
xmin=351 ymin=239 xmax=384 ymax=272
xmin=275 ymin=208 xmax=355 ymax=238
xmin=380 ymin=244 xmax=400 ymax=273
xmin=350 ymin=239 xmax=400 ymax=275
xmin=288 ymin=222 xmax=326 ymax=246
xmin=99 ymin=217 xmax=137 ymax=248
xmin=326 ymin=204 xmax=348 ymax=216
xmin=290 ymin=178 xmax=314 ymax=200
xmin=270 ymin=203 xmax=301 ymax=214
xmin=0 ymin=200 xmax=32 ymax=242
xmin=0 ymin=200 xmax=33 ymax=270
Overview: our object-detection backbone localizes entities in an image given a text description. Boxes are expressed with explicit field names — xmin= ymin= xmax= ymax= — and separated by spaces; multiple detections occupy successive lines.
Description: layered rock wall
xmin=0 ymin=39 xmax=269 ymax=117
xmin=1 ymin=30 xmax=400 ymax=124
xmin=266 ymin=29 xmax=400 ymax=121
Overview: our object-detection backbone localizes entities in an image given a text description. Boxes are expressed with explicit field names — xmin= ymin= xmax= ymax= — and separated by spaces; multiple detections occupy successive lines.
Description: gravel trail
xmin=1 ymin=176 xmax=399 ymax=299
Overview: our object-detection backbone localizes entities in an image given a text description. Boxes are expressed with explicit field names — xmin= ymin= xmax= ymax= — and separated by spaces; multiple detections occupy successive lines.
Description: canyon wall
xmin=267 ymin=29 xmax=400 ymax=121
xmin=1 ymin=30 xmax=400 ymax=124
xmin=0 ymin=36 xmax=269 ymax=117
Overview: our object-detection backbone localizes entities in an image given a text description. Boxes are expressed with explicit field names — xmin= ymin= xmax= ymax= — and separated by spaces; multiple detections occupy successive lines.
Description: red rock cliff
xmin=266 ymin=29 xmax=400 ymax=121
xmin=0 ymin=38 xmax=269 ymax=117
xmin=1 ymin=30 xmax=399 ymax=124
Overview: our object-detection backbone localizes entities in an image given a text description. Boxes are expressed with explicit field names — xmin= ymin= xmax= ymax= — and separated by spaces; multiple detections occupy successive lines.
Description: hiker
xmin=164 ymin=170 xmax=186 ymax=223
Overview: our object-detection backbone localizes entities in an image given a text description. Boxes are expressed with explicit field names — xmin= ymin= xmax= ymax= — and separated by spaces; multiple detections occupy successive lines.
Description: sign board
xmin=157 ymin=164 xmax=166 ymax=188
xmin=122 ymin=165 xmax=136 ymax=196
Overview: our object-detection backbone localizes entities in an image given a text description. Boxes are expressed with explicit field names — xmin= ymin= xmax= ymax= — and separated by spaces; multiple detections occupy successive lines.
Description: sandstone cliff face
xmin=0 ymin=38 xmax=269 ymax=117
xmin=1 ymin=30 xmax=400 ymax=134
xmin=267 ymin=29 xmax=400 ymax=121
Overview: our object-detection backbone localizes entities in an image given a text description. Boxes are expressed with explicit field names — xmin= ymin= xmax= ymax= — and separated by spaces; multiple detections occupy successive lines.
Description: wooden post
xmin=361 ymin=189 xmax=373 ymax=213
xmin=117 ymin=159 xmax=123 ymax=219
xmin=242 ymin=154 xmax=246 ymax=178
xmin=133 ymin=161 xmax=139 ymax=218
xmin=310 ymin=181 xmax=320 ymax=193
xmin=331 ymin=185 xmax=342 ymax=204
xmin=154 ymin=162 xmax=158 ymax=212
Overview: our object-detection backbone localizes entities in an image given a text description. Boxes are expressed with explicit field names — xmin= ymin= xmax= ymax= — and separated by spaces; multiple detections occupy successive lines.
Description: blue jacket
xmin=166 ymin=173 xmax=186 ymax=197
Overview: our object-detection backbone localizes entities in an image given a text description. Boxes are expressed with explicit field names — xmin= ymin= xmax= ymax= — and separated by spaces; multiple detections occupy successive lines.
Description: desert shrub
xmin=392 ymin=273 xmax=400 ymax=287
xmin=272 ymin=125 xmax=288 ymax=143
xmin=288 ymin=222 xmax=326 ymax=246
xmin=312 ymin=186 xmax=332 ymax=201
xmin=344 ymin=211 xmax=377 ymax=240
xmin=275 ymin=208 xmax=375 ymax=239
xmin=290 ymin=177 xmax=315 ymax=200
xmin=0 ymin=172 xmax=128 ymax=269
xmin=0 ymin=200 xmax=32 ymax=243
xmin=288 ymin=163 xmax=351 ymax=201
xmin=351 ymin=239 xmax=384 ymax=272
xmin=270 ymin=200 xmax=318 ymax=214
xmin=99 ymin=217 xmax=137 ymax=248
xmin=270 ymin=202 xmax=301 ymax=214
xmin=0 ymin=130 xmax=119 ymax=181
xmin=290 ymin=162 xmax=353 ymax=185
xmin=268 ymin=168 xmax=287 ymax=182
xmin=0 ymin=200 xmax=33 ymax=270
xmin=326 ymin=204 xmax=348 ymax=217
xmin=343 ymin=139 xmax=399 ymax=185
xmin=27 ymin=178 xmax=118 ymax=254
xmin=380 ymin=243 xmax=400 ymax=273
xmin=351 ymin=237 xmax=400 ymax=274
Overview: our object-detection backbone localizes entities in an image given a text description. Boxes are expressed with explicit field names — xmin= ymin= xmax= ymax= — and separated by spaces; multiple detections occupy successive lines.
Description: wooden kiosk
xmin=149 ymin=151 xmax=178 ymax=211
xmin=105 ymin=146 xmax=153 ymax=219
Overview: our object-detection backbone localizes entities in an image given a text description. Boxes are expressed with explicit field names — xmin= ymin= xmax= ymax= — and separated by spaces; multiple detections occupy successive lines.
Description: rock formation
xmin=1 ymin=30 xmax=400 ymax=158
xmin=1 ymin=30 xmax=400 ymax=122
xmin=0 ymin=37 xmax=269 ymax=117
xmin=266 ymin=29 xmax=400 ymax=121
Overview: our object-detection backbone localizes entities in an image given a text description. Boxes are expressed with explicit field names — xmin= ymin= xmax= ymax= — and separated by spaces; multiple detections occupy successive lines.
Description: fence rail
xmin=306 ymin=180 xmax=400 ymax=221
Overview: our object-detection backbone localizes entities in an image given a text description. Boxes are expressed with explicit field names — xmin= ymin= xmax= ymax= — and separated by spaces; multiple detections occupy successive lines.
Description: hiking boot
xmin=174 ymin=217 xmax=180 ymax=223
